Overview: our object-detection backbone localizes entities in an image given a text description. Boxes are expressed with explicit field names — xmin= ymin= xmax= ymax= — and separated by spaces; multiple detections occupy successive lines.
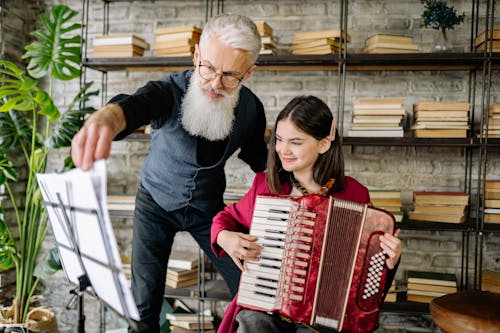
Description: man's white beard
xmin=181 ymin=72 xmax=241 ymax=141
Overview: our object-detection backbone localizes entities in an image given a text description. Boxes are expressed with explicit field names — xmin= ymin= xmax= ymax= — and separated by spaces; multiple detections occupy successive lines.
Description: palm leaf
xmin=0 ymin=61 xmax=38 ymax=112
xmin=23 ymin=5 xmax=81 ymax=80
xmin=0 ymin=151 xmax=17 ymax=184
xmin=0 ymin=110 xmax=41 ymax=151
xmin=49 ymin=82 xmax=98 ymax=148
xmin=0 ymin=208 xmax=17 ymax=270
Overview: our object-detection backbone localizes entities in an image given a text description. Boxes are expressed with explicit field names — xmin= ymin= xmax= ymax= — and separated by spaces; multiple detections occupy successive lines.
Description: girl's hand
xmin=217 ymin=230 xmax=262 ymax=271
xmin=380 ymin=229 xmax=402 ymax=269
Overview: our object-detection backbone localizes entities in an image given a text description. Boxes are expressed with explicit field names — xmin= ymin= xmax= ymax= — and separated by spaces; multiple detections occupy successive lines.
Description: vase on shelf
xmin=434 ymin=29 xmax=452 ymax=52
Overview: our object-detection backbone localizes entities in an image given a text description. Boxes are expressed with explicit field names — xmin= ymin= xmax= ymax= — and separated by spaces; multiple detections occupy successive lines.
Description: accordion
xmin=237 ymin=194 xmax=395 ymax=333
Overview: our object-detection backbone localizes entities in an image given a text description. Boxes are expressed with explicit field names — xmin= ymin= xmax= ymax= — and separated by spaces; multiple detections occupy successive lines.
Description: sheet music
xmin=37 ymin=160 xmax=140 ymax=321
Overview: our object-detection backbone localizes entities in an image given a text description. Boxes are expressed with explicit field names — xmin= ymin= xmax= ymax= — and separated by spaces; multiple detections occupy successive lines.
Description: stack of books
xmin=409 ymin=191 xmax=469 ymax=223
xmin=369 ymin=190 xmax=403 ymax=222
xmin=481 ymin=270 xmax=500 ymax=293
xmin=406 ymin=270 xmax=457 ymax=303
xmin=411 ymin=100 xmax=470 ymax=138
xmin=153 ymin=25 xmax=201 ymax=57
xmin=255 ymin=21 xmax=277 ymax=55
xmin=290 ymin=29 xmax=350 ymax=55
xmin=91 ymin=34 xmax=149 ymax=58
xmin=474 ymin=28 xmax=500 ymax=52
xmin=348 ymin=98 xmax=406 ymax=137
xmin=224 ymin=187 xmax=248 ymax=205
xmin=167 ymin=312 xmax=215 ymax=331
xmin=361 ymin=34 xmax=419 ymax=54
xmin=484 ymin=180 xmax=500 ymax=223
xmin=480 ymin=104 xmax=500 ymax=138
xmin=166 ymin=251 xmax=199 ymax=288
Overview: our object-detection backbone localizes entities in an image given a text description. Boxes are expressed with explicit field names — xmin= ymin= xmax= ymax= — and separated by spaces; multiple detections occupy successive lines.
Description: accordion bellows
xmin=237 ymin=194 xmax=395 ymax=333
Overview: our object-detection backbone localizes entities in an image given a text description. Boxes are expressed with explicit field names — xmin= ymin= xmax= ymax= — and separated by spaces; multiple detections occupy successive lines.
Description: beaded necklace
xmin=290 ymin=174 xmax=335 ymax=196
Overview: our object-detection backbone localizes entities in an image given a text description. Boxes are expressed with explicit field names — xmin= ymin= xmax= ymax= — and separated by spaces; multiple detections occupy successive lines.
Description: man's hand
xmin=71 ymin=104 xmax=126 ymax=170
xmin=217 ymin=230 xmax=262 ymax=271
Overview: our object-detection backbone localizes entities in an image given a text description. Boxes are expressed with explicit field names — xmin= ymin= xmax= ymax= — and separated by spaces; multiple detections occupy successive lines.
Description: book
xmin=293 ymin=29 xmax=351 ymax=43
xmin=407 ymin=282 xmax=457 ymax=294
xmin=347 ymin=128 xmax=404 ymax=137
xmin=413 ymin=129 xmax=467 ymax=138
xmin=153 ymin=38 xmax=196 ymax=50
xmin=484 ymin=214 xmax=500 ymax=223
xmin=152 ymin=45 xmax=194 ymax=54
xmin=155 ymin=31 xmax=201 ymax=43
xmin=166 ymin=276 xmax=198 ymax=288
xmin=353 ymin=108 xmax=406 ymax=116
xmin=412 ymin=205 xmax=466 ymax=215
xmin=92 ymin=50 xmax=143 ymax=58
xmin=93 ymin=34 xmax=149 ymax=49
xmin=166 ymin=266 xmax=198 ymax=278
xmin=154 ymin=25 xmax=202 ymax=35
xmin=475 ymin=40 xmax=500 ymax=52
xmin=406 ymin=289 xmax=447 ymax=298
xmin=166 ymin=313 xmax=214 ymax=322
xmin=413 ymin=101 xmax=470 ymax=112
xmin=407 ymin=271 xmax=457 ymax=287
xmin=169 ymin=319 xmax=214 ymax=330
xmin=365 ymin=34 xmax=414 ymax=46
xmin=486 ymin=191 xmax=500 ymax=200
xmin=290 ymin=37 xmax=342 ymax=51
xmin=168 ymin=251 xmax=199 ymax=270
xmin=406 ymin=294 xmax=435 ymax=303
xmin=291 ymin=44 xmax=339 ymax=55
xmin=93 ymin=44 xmax=145 ymax=53
xmin=485 ymin=199 xmax=500 ymax=208
xmin=474 ymin=28 xmax=500 ymax=47
xmin=362 ymin=42 xmax=419 ymax=52
xmin=413 ymin=191 xmax=469 ymax=206
xmin=254 ymin=21 xmax=273 ymax=37
xmin=408 ymin=212 xmax=465 ymax=223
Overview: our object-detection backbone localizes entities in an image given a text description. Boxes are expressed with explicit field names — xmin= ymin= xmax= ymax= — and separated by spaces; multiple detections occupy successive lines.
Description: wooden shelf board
xmin=83 ymin=52 xmax=487 ymax=72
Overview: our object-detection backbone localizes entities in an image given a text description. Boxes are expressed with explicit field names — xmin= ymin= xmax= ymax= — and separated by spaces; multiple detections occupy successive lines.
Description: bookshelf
xmin=82 ymin=0 xmax=498 ymax=325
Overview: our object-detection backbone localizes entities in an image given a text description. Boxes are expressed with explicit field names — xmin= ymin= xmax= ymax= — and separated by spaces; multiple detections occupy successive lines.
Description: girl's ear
xmin=319 ymin=136 xmax=332 ymax=154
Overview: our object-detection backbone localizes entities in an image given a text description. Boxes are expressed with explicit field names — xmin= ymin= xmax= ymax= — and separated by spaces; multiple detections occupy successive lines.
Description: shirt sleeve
xmin=237 ymin=96 xmax=268 ymax=173
xmin=112 ymin=80 xmax=174 ymax=140
xmin=211 ymin=173 xmax=266 ymax=258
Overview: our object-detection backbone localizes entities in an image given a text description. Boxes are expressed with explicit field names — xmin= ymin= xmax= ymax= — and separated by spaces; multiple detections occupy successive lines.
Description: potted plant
xmin=0 ymin=4 xmax=97 ymax=330
xmin=421 ymin=0 xmax=466 ymax=51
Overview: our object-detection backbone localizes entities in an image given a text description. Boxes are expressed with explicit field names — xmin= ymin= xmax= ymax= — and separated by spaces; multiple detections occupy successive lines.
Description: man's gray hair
xmin=200 ymin=14 xmax=261 ymax=65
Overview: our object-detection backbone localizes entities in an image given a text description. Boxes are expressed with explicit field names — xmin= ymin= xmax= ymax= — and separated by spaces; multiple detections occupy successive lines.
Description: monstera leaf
xmin=49 ymin=82 xmax=98 ymax=148
xmin=0 ymin=110 xmax=42 ymax=152
xmin=0 ymin=61 xmax=39 ymax=112
xmin=23 ymin=5 xmax=81 ymax=80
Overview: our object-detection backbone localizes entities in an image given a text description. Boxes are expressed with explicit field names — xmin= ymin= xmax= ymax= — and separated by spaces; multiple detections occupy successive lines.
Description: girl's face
xmin=275 ymin=118 xmax=330 ymax=175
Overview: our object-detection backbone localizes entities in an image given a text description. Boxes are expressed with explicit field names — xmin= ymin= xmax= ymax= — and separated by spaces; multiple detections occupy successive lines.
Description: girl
xmin=211 ymin=95 xmax=401 ymax=333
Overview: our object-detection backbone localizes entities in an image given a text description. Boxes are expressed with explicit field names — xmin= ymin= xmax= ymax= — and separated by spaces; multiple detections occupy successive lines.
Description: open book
xmin=37 ymin=160 xmax=140 ymax=322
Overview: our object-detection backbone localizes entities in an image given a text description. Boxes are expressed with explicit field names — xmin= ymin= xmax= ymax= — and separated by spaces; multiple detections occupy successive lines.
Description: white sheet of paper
xmin=37 ymin=160 xmax=139 ymax=321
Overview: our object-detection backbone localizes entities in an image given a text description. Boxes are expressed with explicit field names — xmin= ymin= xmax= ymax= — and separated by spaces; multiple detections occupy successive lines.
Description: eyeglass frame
xmin=196 ymin=51 xmax=253 ymax=89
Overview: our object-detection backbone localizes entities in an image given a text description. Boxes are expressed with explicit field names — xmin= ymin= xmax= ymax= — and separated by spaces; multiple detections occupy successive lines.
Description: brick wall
xmin=14 ymin=0 xmax=500 ymax=332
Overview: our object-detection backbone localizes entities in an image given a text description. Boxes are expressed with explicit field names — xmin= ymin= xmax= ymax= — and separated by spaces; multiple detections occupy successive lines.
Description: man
xmin=71 ymin=14 xmax=267 ymax=332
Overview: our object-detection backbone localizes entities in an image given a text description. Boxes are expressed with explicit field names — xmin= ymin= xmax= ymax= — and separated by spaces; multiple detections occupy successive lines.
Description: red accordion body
xmin=237 ymin=194 xmax=395 ymax=333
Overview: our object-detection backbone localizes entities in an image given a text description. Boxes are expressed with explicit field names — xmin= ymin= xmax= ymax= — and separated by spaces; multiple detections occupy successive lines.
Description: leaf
xmin=0 ymin=110 xmax=40 ymax=151
xmin=49 ymin=82 xmax=98 ymax=148
xmin=23 ymin=5 xmax=81 ymax=80
xmin=34 ymin=247 xmax=62 ymax=279
xmin=0 ymin=61 xmax=38 ymax=112
xmin=0 ymin=210 xmax=17 ymax=270
xmin=0 ymin=151 xmax=18 ymax=184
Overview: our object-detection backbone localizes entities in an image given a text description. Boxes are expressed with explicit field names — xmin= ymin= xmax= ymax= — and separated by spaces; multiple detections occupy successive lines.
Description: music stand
xmin=37 ymin=160 xmax=139 ymax=332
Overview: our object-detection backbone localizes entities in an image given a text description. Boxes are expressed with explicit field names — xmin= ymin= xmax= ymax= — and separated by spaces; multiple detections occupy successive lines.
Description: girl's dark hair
xmin=265 ymin=95 xmax=345 ymax=194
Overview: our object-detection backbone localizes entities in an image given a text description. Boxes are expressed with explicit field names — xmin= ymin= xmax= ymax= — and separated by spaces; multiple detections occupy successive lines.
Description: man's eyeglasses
xmin=197 ymin=55 xmax=249 ymax=89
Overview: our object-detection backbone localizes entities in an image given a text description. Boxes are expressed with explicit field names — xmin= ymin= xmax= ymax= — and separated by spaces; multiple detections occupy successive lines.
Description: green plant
xmin=421 ymin=0 xmax=465 ymax=32
xmin=0 ymin=5 xmax=97 ymax=324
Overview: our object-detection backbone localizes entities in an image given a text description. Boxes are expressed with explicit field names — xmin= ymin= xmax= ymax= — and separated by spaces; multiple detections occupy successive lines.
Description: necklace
xmin=290 ymin=175 xmax=336 ymax=196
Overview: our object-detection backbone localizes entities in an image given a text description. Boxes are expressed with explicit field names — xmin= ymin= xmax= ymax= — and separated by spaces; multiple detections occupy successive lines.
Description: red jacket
xmin=211 ymin=172 xmax=371 ymax=333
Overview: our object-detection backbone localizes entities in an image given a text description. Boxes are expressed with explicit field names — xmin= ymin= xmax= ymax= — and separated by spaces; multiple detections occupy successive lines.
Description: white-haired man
xmin=71 ymin=14 xmax=267 ymax=332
